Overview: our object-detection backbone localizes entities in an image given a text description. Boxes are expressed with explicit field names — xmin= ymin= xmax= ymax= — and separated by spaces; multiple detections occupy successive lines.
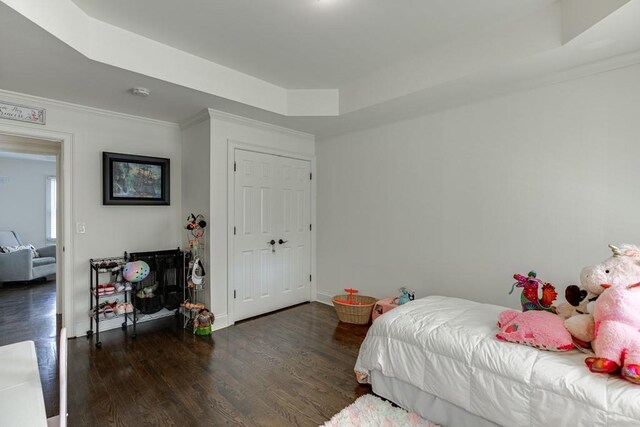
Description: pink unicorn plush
xmin=585 ymin=282 xmax=640 ymax=384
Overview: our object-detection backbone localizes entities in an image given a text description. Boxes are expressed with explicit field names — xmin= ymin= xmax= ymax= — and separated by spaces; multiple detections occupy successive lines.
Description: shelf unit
xmin=87 ymin=256 xmax=137 ymax=348
xmin=180 ymin=240 xmax=206 ymax=332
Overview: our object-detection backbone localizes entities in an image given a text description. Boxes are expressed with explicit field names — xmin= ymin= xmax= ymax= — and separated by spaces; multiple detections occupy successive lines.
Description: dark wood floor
xmin=71 ymin=302 xmax=372 ymax=426
xmin=0 ymin=279 xmax=60 ymax=418
xmin=0 ymin=281 xmax=373 ymax=425
xmin=0 ymin=281 xmax=371 ymax=426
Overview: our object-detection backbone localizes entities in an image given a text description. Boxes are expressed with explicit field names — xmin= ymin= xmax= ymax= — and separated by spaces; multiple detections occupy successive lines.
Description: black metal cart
xmin=87 ymin=256 xmax=137 ymax=348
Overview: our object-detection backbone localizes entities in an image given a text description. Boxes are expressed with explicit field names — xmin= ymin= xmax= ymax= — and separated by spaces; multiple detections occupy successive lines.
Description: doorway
xmin=0 ymin=134 xmax=63 ymax=318
xmin=0 ymin=134 xmax=63 ymax=417
xmin=0 ymin=123 xmax=73 ymax=340
xmin=232 ymin=149 xmax=312 ymax=321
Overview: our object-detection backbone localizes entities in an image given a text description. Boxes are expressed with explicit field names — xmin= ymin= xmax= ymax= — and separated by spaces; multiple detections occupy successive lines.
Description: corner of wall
xmin=315 ymin=291 xmax=334 ymax=306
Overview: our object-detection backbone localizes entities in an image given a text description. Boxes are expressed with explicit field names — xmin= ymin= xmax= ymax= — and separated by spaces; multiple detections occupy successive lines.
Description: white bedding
xmin=355 ymin=296 xmax=640 ymax=426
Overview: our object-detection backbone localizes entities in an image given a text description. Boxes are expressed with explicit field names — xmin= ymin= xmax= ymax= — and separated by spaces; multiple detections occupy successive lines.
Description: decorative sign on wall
xmin=0 ymin=101 xmax=46 ymax=125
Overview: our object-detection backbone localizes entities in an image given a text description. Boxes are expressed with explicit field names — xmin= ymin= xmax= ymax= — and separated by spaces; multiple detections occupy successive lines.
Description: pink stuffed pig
xmin=585 ymin=282 xmax=640 ymax=384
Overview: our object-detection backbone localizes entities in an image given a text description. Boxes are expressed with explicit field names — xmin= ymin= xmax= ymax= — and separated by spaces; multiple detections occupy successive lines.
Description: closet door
xmin=233 ymin=149 xmax=311 ymax=321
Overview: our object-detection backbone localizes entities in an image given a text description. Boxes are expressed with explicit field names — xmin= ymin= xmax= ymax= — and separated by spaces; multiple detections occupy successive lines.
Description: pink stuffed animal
xmin=496 ymin=309 xmax=574 ymax=351
xmin=558 ymin=244 xmax=640 ymax=345
xmin=585 ymin=283 xmax=640 ymax=384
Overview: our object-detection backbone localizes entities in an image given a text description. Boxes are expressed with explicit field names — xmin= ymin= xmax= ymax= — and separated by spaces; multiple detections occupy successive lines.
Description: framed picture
xmin=102 ymin=152 xmax=170 ymax=205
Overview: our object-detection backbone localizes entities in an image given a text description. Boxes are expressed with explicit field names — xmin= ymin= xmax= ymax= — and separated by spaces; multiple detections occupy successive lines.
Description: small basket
xmin=332 ymin=294 xmax=377 ymax=324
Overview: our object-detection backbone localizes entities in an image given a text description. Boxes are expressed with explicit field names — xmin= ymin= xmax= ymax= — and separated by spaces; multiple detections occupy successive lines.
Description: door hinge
xmin=309 ymin=224 xmax=312 ymax=231
xmin=234 ymin=226 xmax=236 ymax=235
xmin=234 ymin=161 xmax=237 ymax=172
xmin=310 ymin=172 xmax=312 ymax=180
xmin=234 ymin=290 xmax=237 ymax=299
xmin=309 ymin=274 xmax=312 ymax=282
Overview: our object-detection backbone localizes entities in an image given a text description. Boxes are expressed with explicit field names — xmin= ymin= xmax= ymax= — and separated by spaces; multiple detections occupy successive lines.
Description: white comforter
xmin=355 ymin=296 xmax=640 ymax=426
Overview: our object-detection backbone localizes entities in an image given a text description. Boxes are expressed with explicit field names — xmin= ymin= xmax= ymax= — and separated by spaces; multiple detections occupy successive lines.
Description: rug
xmin=322 ymin=394 xmax=438 ymax=427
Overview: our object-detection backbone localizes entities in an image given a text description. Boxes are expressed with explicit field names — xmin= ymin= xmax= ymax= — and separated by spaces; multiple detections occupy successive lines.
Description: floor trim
xmin=315 ymin=291 xmax=334 ymax=306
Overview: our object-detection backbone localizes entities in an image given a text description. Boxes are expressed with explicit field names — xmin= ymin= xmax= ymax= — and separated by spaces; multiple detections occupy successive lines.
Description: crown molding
xmin=541 ymin=48 xmax=640 ymax=87
xmin=207 ymin=108 xmax=315 ymax=140
xmin=0 ymin=88 xmax=179 ymax=128
xmin=179 ymin=109 xmax=211 ymax=130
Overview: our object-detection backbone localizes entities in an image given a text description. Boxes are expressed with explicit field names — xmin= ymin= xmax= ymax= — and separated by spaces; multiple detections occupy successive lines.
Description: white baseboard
xmin=74 ymin=317 xmax=130 ymax=338
xmin=315 ymin=291 xmax=334 ymax=306
xmin=213 ymin=314 xmax=229 ymax=331
xmin=75 ymin=309 xmax=175 ymax=338
xmin=74 ymin=311 xmax=230 ymax=338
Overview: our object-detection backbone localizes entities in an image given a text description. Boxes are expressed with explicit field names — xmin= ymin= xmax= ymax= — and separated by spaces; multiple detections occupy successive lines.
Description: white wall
xmin=181 ymin=114 xmax=211 ymax=317
xmin=0 ymin=90 xmax=182 ymax=337
xmin=0 ymin=156 xmax=56 ymax=248
xmin=317 ymin=63 xmax=640 ymax=309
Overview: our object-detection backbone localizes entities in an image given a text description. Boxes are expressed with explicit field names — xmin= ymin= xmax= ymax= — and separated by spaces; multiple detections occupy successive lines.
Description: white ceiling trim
xmin=0 ymin=88 xmax=179 ymax=128
xmin=2 ymin=0 xmax=639 ymax=137
xmin=562 ymin=0 xmax=631 ymax=43
xmin=206 ymin=109 xmax=315 ymax=140
xmin=340 ymin=4 xmax=563 ymax=114
xmin=1 ymin=0 xmax=339 ymax=117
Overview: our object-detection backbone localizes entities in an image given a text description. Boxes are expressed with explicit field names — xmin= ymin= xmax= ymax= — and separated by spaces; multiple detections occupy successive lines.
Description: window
xmin=46 ymin=176 xmax=56 ymax=243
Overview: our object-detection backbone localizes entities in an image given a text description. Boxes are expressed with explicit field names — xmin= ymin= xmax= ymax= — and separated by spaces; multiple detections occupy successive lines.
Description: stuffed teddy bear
xmin=556 ymin=284 xmax=598 ymax=345
xmin=585 ymin=283 xmax=640 ymax=384
xmin=556 ymin=284 xmax=591 ymax=319
xmin=557 ymin=244 xmax=640 ymax=345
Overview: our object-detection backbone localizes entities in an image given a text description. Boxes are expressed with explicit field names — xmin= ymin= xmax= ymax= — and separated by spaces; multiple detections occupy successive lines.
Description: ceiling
xmin=69 ymin=0 xmax=554 ymax=89
xmin=0 ymin=0 xmax=639 ymax=138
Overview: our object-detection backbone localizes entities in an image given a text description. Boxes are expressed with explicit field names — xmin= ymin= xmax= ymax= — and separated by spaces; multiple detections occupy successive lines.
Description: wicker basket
xmin=332 ymin=294 xmax=377 ymax=324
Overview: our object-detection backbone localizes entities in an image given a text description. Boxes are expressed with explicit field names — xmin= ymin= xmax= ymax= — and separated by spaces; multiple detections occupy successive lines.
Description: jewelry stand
xmin=181 ymin=215 xmax=207 ymax=331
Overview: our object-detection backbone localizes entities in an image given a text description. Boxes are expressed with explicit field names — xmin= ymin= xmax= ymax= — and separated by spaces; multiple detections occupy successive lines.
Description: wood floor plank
xmin=0 ymin=280 xmax=373 ymax=426
xmin=0 ymin=279 xmax=60 ymax=417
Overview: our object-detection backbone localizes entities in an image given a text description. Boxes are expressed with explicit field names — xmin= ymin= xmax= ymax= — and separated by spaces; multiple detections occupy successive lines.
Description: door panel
xmin=234 ymin=149 xmax=311 ymax=321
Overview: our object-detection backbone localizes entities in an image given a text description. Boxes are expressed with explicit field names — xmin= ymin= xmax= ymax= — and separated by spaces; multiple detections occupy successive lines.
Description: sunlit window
xmin=46 ymin=176 xmax=56 ymax=243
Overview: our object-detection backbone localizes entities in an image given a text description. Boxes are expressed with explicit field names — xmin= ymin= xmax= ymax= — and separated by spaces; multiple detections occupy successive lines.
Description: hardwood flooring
xmin=70 ymin=302 xmax=372 ymax=426
xmin=0 ymin=279 xmax=60 ymax=418
xmin=0 ymin=280 xmax=372 ymax=425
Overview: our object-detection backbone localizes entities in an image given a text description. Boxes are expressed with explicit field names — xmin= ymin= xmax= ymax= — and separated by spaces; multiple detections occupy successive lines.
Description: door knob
xmin=268 ymin=239 xmax=276 ymax=245
xmin=278 ymin=239 xmax=288 ymax=245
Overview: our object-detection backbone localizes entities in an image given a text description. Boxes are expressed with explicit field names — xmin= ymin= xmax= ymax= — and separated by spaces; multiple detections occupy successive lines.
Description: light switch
xmin=76 ymin=223 xmax=86 ymax=234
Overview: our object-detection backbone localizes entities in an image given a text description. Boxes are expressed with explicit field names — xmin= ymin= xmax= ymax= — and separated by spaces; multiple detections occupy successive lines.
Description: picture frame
xmin=102 ymin=152 xmax=170 ymax=205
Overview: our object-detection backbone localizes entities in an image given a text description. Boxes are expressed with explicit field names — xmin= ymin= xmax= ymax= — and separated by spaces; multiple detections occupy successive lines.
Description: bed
xmin=354 ymin=295 xmax=640 ymax=426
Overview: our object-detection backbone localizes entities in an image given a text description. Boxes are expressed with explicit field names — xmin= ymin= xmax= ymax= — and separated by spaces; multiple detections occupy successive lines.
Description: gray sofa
xmin=0 ymin=230 xmax=56 ymax=283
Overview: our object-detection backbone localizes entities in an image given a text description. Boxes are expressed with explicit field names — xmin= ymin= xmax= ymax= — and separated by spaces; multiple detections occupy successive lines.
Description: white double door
xmin=233 ymin=149 xmax=311 ymax=321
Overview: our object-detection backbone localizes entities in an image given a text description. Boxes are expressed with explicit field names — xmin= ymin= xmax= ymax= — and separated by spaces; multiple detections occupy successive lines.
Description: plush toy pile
xmin=498 ymin=271 xmax=573 ymax=351
xmin=498 ymin=244 xmax=640 ymax=385
xmin=557 ymin=244 xmax=640 ymax=347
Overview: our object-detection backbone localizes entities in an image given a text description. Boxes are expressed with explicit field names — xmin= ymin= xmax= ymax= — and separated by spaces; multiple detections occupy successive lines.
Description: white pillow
xmin=0 ymin=244 xmax=39 ymax=258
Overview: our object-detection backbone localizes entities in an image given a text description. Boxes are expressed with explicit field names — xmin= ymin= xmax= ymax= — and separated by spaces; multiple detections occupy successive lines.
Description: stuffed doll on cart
xmin=193 ymin=308 xmax=215 ymax=336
